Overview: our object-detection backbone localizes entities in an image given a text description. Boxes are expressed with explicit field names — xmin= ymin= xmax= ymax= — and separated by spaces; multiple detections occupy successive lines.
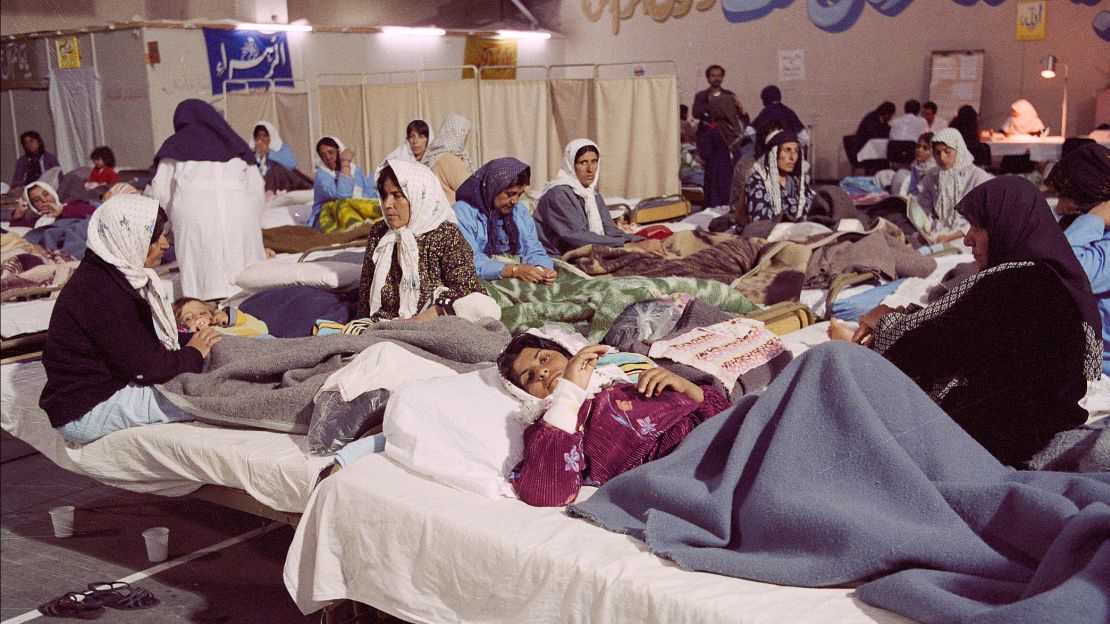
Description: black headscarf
xmin=760 ymin=85 xmax=781 ymax=106
xmin=753 ymin=86 xmax=804 ymax=136
xmin=955 ymin=176 xmax=1100 ymax=331
xmin=455 ymin=157 xmax=530 ymax=256
xmin=154 ymin=99 xmax=257 ymax=165
xmin=19 ymin=130 xmax=46 ymax=184
xmin=1044 ymin=143 xmax=1110 ymax=206
xmin=949 ymin=105 xmax=980 ymax=148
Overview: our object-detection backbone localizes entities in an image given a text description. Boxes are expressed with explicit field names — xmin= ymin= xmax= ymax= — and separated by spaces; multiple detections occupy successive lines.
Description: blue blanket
xmin=569 ymin=342 xmax=1109 ymax=624
xmin=23 ymin=217 xmax=91 ymax=259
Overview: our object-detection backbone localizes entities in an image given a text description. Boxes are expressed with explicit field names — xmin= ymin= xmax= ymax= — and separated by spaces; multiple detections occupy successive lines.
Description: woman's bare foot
xmin=265 ymin=247 xmax=276 ymax=259
xmin=827 ymin=318 xmax=856 ymax=341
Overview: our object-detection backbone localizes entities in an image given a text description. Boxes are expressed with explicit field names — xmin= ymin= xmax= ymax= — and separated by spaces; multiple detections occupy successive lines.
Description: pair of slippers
xmin=38 ymin=581 xmax=158 ymax=619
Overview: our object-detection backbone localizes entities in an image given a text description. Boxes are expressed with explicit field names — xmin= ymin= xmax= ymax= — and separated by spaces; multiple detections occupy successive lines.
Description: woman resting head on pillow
xmin=354 ymin=159 xmax=499 ymax=323
xmin=453 ymin=157 xmax=557 ymax=284
xmin=496 ymin=328 xmax=730 ymax=507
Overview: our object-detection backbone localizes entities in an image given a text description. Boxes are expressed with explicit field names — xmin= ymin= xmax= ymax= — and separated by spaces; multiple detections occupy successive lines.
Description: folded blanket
xmin=158 ymin=316 xmax=511 ymax=433
xmin=570 ymin=342 xmax=1110 ymax=624
xmin=262 ymin=223 xmax=374 ymax=254
xmin=803 ymin=229 xmax=936 ymax=289
xmin=318 ymin=198 xmax=382 ymax=234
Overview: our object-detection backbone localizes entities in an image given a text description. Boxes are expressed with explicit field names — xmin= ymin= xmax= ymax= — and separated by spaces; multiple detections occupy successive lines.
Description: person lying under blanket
xmin=172 ymin=297 xmax=270 ymax=337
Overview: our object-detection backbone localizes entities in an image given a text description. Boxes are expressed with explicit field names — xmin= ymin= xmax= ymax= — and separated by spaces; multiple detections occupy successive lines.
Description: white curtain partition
xmin=547 ymin=79 xmax=595 ymax=182
xmin=225 ymin=90 xmax=272 ymax=154
xmin=318 ymin=85 xmax=368 ymax=173
xmin=479 ymin=80 xmax=550 ymax=189
xmin=419 ymin=80 xmax=481 ymax=166
xmin=275 ymin=92 xmax=311 ymax=174
xmin=594 ymin=75 xmax=680 ymax=200
xmin=363 ymin=83 xmax=420 ymax=170
xmin=48 ymin=67 xmax=103 ymax=172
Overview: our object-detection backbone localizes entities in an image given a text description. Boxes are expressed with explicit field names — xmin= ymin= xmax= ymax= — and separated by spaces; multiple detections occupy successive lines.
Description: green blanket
xmin=484 ymin=268 xmax=758 ymax=340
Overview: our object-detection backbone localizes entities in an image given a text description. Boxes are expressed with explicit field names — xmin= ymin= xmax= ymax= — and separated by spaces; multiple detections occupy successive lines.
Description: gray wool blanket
xmin=158 ymin=316 xmax=511 ymax=434
xmin=569 ymin=342 xmax=1110 ymax=624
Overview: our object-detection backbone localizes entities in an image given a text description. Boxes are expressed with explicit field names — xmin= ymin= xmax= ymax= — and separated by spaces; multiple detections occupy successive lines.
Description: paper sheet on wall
xmin=952 ymin=83 xmax=974 ymax=101
xmin=959 ymin=55 xmax=979 ymax=81
xmin=932 ymin=56 xmax=957 ymax=81
xmin=778 ymin=50 xmax=805 ymax=82
xmin=928 ymin=50 xmax=983 ymax=130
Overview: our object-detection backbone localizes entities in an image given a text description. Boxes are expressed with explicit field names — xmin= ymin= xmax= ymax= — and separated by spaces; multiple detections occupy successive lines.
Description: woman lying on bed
xmin=9 ymin=181 xmax=96 ymax=228
xmin=354 ymin=159 xmax=500 ymax=324
xmin=39 ymin=195 xmax=221 ymax=444
xmin=498 ymin=330 xmax=729 ymax=507
xmin=453 ymin=157 xmax=556 ymax=284
xmin=828 ymin=176 xmax=1101 ymax=467
xmin=534 ymin=139 xmax=664 ymax=258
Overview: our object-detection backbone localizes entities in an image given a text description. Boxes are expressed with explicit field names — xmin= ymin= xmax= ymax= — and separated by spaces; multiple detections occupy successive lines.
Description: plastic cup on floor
xmin=48 ymin=505 xmax=75 ymax=538
xmin=142 ymin=527 xmax=169 ymax=563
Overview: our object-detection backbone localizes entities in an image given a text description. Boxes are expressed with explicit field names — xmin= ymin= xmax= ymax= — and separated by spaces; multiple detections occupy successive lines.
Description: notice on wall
xmin=778 ymin=49 xmax=805 ymax=82
xmin=928 ymin=50 xmax=984 ymax=129
xmin=1 ymin=40 xmax=42 ymax=89
xmin=54 ymin=36 xmax=81 ymax=69
xmin=462 ymin=37 xmax=517 ymax=80
xmin=1016 ymin=1 xmax=1046 ymax=41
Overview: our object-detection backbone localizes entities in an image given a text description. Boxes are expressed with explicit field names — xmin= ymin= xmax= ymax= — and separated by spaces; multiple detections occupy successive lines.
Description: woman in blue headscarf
xmin=452 ymin=157 xmax=555 ymax=284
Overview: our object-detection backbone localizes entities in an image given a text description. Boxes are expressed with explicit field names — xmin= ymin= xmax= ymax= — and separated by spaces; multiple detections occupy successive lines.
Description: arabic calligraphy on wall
xmin=581 ymin=0 xmax=717 ymax=35
xmin=202 ymin=29 xmax=293 ymax=95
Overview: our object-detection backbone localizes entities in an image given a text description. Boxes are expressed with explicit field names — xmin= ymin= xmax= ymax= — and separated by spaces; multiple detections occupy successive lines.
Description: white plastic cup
xmin=141 ymin=527 xmax=169 ymax=563
xmin=48 ymin=505 xmax=75 ymax=538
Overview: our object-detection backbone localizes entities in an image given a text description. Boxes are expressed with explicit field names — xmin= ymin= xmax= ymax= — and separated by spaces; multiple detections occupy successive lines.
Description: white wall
xmin=95 ymin=30 xmax=154 ymax=169
xmin=544 ymin=0 xmax=1109 ymax=179
xmin=143 ymin=28 xmax=219 ymax=148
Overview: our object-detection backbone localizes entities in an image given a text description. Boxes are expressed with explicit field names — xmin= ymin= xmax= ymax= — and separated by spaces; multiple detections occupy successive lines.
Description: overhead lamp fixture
xmin=235 ymin=22 xmax=313 ymax=32
xmin=495 ymin=30 xmax=551 ymax=40
xmin=1039 ymin=54 xmax=1069 ymax=138
xmin=381 ymin=26 xmax=447 ymax=37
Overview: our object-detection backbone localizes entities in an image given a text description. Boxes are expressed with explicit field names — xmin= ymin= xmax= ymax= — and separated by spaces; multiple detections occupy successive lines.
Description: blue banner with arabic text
xmin=203 ymin=28 xmax=293 ymax=95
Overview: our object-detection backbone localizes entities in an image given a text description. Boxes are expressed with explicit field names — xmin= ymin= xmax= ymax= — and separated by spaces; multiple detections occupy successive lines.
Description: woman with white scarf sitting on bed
xmin=353 ymin=159 xmax=499 ymax=324
xmin=533 ymin=138 xmax=663 ymax=258
xmin=381 ymin=119 xmax=434 ymax=167
xmin=913 ymin=128 xmax=993 ymax=242
xmin=39 ymin=195 xmax=221 ymax=444
xmin=309 ymin=136 xmax=377 ymax=230
xmin=745 ymin=126 xmax=813 ymax=223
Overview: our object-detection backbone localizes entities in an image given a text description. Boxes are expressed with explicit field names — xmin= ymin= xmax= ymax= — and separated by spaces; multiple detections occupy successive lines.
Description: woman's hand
xmin=339 ymin=149 xmax=355 ymax=171
xmin=636 ymin=367 xmax=704 ymax=402
xmin=186 ymin=327 xmax=221 ymax=358
xmin=564 ymin=345 xmax=609 ymax=391
xmin=410 ymin=306 xmax=443 ymax=321
xmin=852 ymin=304 xmax=901 ymax=346
xmin=506 ymin=264 xmax=556 ymax=284
xmin=212 ymin=309 xmax=230 ymax=326
xmin=626 ymin=239 xmax=667 ymax=258
xmin=10 ymin=199 xmax=28 ymax=221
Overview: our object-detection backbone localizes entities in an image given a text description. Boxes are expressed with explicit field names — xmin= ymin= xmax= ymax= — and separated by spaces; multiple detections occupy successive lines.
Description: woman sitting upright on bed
xmin=831 ymin=177 xmax=1102 ymax=467
xmin=424 ymin=115 xmax=476 ymax=203
xmin=40 ymin=195 xmax=221 ymax=444
xmin=745 ymin=124 xmax=812 ymax=223
xmin=534 ymin=139 xmax=664 ymax=258
xmin=309 ymin=136 xmax=377 ymax=229
xmin=355 ymin=159 xmax=499 ymax=323
xmin=913 ymin=128 xmax=993 ymax=243
xmin=498 ymin=329 xmax=729 ymax=507
xmin=453 ymin=157 xmax=556 ymax=284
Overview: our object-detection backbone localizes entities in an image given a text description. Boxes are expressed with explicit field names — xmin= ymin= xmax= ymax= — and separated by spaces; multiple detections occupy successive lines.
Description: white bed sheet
xmin=284 ymin=453 xmax=912 ymax=624
xmin=0 ymin=359 xmax=328 ymax=512
xmin=1 ymin=298 xmax=58 ymax=338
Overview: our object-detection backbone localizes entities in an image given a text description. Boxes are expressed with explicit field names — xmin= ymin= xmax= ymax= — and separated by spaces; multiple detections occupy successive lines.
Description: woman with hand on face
xmin=534 ymin=138 xmax=664 ymax=258
xmin=355 ymin=160 xmax=499 ymax=323
xmin=829 ymin=177 xmax=1101 ymax=467
xmin=745 ymin=125 xmax=812 ymax=223
xmin=913 ymin=128 xmax=994 ymax=243
xmin=40 ymin=195 xmax=220 ymax=444
xmin=309 ymin=136 xmax=377 ymax=229
xmin=452 ymin=157 xmax=556 ymax=284
xmin=9 ymin=181 xmax=96 ymax=228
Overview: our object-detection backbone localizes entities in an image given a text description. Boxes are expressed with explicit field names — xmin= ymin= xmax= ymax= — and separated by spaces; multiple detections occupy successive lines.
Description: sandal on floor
xmin=37 ymin=591 xmax=104 ymax=619
xmin=85 ymin=581 xmax=159 ymax=610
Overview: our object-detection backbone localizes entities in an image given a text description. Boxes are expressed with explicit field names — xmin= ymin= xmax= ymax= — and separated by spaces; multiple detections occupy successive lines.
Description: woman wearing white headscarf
xmin=252 ymin=120 xmax=297 ymax=172
xmin=382 ymin=119 xmax=434 ymax=167
xmin=423 ymin=114 xmax=476 ymax=203
xmin=533 ymin=138 xmax=661 ymax=257
xmin=40 ymin=194 xmax=222 ymax=444
xmin=309 ymin=135 xmax=377 ymax=229
xmin=1001 ymin=99 xmax=1046 ymax=136
xmin=355 ymin=159 xmax=497 ymax=322
xmin=914 ymin=128 xmax=993 ymax=240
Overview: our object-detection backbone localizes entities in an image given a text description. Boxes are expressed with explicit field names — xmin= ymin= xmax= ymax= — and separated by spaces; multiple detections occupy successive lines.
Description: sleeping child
xmin=496 ymin=328 xmax=730 ymax=506
xmin=173 ymin=297 xmax=269 ymax=337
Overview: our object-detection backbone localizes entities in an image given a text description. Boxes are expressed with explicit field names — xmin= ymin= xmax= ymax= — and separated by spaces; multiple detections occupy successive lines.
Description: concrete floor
xmin=1 ymin=434 xmax=317 ymax=624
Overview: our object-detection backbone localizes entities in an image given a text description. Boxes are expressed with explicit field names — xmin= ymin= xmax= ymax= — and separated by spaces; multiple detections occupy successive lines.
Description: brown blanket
xmin=261 ymin=223 xmax=373 ymax=254
xmin=803 ymin=230 xmax=937 ymax=289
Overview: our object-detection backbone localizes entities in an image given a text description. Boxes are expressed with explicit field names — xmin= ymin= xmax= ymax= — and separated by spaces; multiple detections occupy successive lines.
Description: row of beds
xmin=4 ymin=183 xmax=1088 ymax=623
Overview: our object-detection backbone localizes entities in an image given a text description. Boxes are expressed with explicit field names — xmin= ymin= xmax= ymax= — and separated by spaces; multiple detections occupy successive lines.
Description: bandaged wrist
xmin=542 ymin=379 xmax=587 ymax=433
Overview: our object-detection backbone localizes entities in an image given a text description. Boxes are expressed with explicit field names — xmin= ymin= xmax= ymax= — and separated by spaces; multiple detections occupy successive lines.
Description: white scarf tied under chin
xmin=86 ymin=194 xmax=180 ymax=350
xmin=931 ymin=128 xmax=976 ymax=231
xmin=22 ymin=180 xmax=60 ymax=228
xmin=543 ymin=138 xmax=605 ymax=235
xmin=366 ymin=159 xmax=457 ymax=319
xmin=315 ymin=136 xmax=363 ymax=199
xmin=500 ymin=324 xmax=631 ymax=424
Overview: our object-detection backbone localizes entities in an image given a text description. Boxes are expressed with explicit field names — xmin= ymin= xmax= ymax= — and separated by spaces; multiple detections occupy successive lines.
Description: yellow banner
xmin=463 ymin=36 xmax=517 ymax=80
xmin=1015 ymin=0 xmax=1046 ymax=41
xmin=55 ymin=36 xmax=81 ymax=69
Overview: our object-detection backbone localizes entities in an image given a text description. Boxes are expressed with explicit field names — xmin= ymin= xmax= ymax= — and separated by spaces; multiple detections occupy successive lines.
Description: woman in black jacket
xmin=39 ymin=194 xmax=221 ymax=444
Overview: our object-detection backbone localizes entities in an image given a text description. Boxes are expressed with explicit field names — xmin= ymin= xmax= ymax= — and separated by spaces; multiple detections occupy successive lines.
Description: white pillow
xmin=384 ymin=367 xmax=526 ymax=499
xmin=265 ymin=189 xmax=315 ymax=208
xmin=234 ymin=259 xmax=362 ymax=292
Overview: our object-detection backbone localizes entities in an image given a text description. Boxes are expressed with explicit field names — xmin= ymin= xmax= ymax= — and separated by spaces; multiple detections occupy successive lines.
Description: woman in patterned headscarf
xmin=355 ymin=159 xmax=498 ymax=322
xmin=452 ymin=157 xmax=555 ymax=284
xmin=914 ymin=128 xmax=993 ymax=241
xmin=424 ymin=114 xmax=476 ymax=203
xmin=40 ymin=194 xmax=222 ymax=444
xmin=745 ymin=126 xmax=812 ymax=223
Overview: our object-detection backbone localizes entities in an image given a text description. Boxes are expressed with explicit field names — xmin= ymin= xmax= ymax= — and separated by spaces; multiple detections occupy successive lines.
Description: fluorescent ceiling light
xmin=496 ymin=30 xmax=551 ymax=39
xmin=381 ymin=26 xmax=447 ymax=37
xmin=236 ymin=22 xmax=313 ymax=32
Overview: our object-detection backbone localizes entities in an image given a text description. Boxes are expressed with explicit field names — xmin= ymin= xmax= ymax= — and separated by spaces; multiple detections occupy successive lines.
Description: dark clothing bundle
xmin=855 ymin=109 xmax=890 ymax=141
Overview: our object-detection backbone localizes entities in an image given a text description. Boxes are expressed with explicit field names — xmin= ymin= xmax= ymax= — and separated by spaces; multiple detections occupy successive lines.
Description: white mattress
xmin=1 ymin=298 xmax=58 ymax=338
xmin=0 ymin=359 xmax=328 ymax=512
xmin=283 ymin=452 xmax=912 ymax=624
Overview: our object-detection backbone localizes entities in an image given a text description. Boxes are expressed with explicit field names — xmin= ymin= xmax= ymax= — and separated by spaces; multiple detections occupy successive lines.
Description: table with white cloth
xmin=856 ymin=138 xmax=888 ymax=162
xmin=983 ymin=136 xmax=1110 ymax=162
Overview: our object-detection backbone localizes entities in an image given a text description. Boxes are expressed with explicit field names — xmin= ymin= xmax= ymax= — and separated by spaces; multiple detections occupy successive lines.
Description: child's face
xmin=510 ymin=347 xmax=569 ymax=399
xmin=92 ymin=157 xmax=105 ymax=169
xmin=179 ymin=300 xmax=214 ymax=331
